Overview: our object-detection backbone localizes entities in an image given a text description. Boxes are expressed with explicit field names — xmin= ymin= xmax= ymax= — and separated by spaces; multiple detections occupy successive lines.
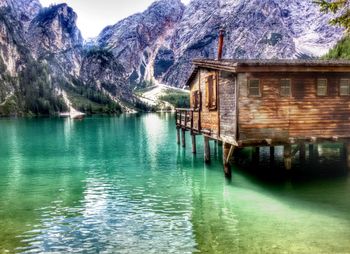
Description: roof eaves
xmin=192 ymin=59 xmax=237 ymax=72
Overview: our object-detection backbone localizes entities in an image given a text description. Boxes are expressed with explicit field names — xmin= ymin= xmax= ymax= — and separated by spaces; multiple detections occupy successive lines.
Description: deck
xmin=175 ymin=108 xmax=350 ymax=178
xmin=176 ymin=108 xmax=199 ymax=133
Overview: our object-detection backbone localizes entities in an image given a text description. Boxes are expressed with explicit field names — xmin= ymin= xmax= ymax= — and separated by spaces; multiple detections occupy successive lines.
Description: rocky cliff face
xmin=97 ymin=0 xmax=343 ymax=88
xmin=0 ymin=0 xmax=41 ymax=28
xmin=0 ymin=0 xmax=132 ymax=115
xmin=97 ymin=0 xmax=185 ymax=86
xmin=163 ymin=0 xmax=344 ymax=87
xmin=0 ymin=0 xmax=37 ymax=102
xmin=80 ymin=49 xmax=132 ymax=101
xmin=28 ymin=3 xmax=83 ymax=77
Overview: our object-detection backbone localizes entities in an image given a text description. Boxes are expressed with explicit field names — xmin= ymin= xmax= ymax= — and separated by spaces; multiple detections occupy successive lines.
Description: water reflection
xmin=0 ymin=115 xmax=349 ymax=253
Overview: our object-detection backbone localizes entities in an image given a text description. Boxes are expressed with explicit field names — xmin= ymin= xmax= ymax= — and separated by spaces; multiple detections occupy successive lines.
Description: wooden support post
xmin=181 ymin=129 xmax=186 ymax=148
xmin=179 ymin=111 xmax=182 ymax=126
xmin=270 ymin=146 xmax=275 ymax=163
xmin=213 ymin=140 xmax=218 ymax=157
xmin=252 ymin=147 xmax=260 ymax=164
xmin=223 ymin=143 xmax=233 ymax=178
xmin=191 ymin=134 xmax=196 ymax=154
xmin=342 ymin=143 xmax=347 ymax=161
xmin=345 ymin=143 xmax=350 ymax=170
xmin=284 ymin=144 xmax=292 ymax=170
xmin=175 ymin=110 xmax=178 ymax=125
xmin=176 ymin=128 xmax=180 ymax=145
xmin=309 ymin=144 xmax=314 ymax=160
xmin=299 ymin=143 xmax=306 ymax=162
xmin=204 ymin=136 xmax=211 ymax=163
xmin=314 ymin=144 xmax=319 ymax=162
xmin=190 ymin=110 xmax=194 ymax=130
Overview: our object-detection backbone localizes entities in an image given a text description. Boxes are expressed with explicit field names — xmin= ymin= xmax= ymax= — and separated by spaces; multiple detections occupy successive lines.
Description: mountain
xmin=97 ymin=0 xmax=185 ymax=87
xmin=0 ymin=0 xmax=345 ymax=116
xmin=0 ymin=0 xmax=134 ymax=116
xmin=27 ymin=3 xmax=83 ymax=77
xmin=97 ymin=0 xmax=343 ymax=88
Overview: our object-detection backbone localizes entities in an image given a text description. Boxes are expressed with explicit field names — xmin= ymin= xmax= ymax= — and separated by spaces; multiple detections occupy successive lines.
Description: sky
xmin=40 ymin=0 xmax=190 ymax=39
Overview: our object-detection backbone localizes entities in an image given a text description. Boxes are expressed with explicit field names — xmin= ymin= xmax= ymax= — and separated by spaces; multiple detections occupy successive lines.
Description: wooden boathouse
xmin=176 ymin=56 xmax=350 ymax=177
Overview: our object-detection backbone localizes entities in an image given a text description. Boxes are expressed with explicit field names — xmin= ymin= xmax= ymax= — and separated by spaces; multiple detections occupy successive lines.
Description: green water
xmin=0 ymin=114 xmax=350 ymax=254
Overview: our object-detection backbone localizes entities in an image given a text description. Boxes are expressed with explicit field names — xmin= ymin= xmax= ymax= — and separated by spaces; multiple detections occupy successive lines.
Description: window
xmin=192 ymin=90 xmax=201 ymax=109
xmin=205 ymin=74 xmax=217 ymax=110
xmin=317 ymin=79 xmax=327 ymax=96
xmin=340 ymin=79 xmax=350 ymax=96
xmin=248 ymin=79 xmax=261 ymax=97
xmin=280 ymin=79 xmax=291 ymax=96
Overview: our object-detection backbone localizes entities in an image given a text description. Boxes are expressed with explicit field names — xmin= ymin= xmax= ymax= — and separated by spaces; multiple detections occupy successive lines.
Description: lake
xmin=0 ymin=114 xmax=350 ymax=253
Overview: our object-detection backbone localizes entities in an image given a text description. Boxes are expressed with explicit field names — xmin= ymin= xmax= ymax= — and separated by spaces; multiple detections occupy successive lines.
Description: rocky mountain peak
xmin=0 ymin=0 xmax=41 ymax=24
xmin=29 ymin=3 xmax=83 ymax=52
xmin=97 ymin=0 xmax=185 ymax=86
xmin=27 ymin=3 xmax=83 ymax=76
xmin=161 ymin=0 xmax=344 ymax=87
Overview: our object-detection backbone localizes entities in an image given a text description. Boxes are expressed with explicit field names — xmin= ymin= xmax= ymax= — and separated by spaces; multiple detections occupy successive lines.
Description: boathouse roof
xmin=186 ymin=59 xmax=350 ymax=87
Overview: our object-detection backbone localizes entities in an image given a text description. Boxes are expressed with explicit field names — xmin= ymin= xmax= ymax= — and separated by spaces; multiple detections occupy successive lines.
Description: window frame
xmin=205 ymin=73 xmax=217 ymax=111
xmin=191 ymin=90 xmax=201 ymax=110
xmin=339 ymin=79 xmax=350 ymax=96
xmin=316 ymin=78 xmax=328 ymax=97
xmin=280 ymin=79 xmax=291 ymax=97
xmin=248 ymin=79 xmax=261 ymax=97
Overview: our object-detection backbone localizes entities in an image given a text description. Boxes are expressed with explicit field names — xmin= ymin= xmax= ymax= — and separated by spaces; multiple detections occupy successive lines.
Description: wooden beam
xmin=176 ymin=127 xmax=180 ymax=145
xmin=309 ymin=144 xmax=314 ymax=160
xmin=270 ymin=146 xmax=275 ymax=163
xmin=291 ymin=145 xmax=300 ymax=157
xmin=284 ymin=144 xmax=292 ymax=170
xmin=299 ymin=143 xmax=306 ymax=162
xmin=181 ymin=129 xmax=186 ymax=148
xmin=204 ymin=136 xmax=211 ymax=163
xmin=226 ymin=145 xmax=235 ymax=164
xmin=342 ymin=143 xmax=347 ymax=161
xmin=314 ymin=144 xmax=319 ymax=161
xmin=252 ymin=147 xmax=260 ymax=164
xmin=223 ymin=143 xmax=233 ymax=178
xmin=191 ymin=134 xmax=197 ymax=154
xmin=345 ymin=143 xmax=350 ymax=170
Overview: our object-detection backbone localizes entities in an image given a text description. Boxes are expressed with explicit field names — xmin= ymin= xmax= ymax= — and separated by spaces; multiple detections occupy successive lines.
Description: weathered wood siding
xmin=219 ymin=71 xmax=237 ymax=143
xmin=238 ymin=72 xmax=350 ymax=142
xmin=198 ymin=69 xmax=219 ymax=135
xmin=190 ymin=73 xmax=200 ymax=131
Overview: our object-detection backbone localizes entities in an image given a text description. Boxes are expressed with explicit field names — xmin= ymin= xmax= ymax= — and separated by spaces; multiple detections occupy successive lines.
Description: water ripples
xmin=17 ymin=172 xmax=196 ymax=254
xmin=1 ymin=115 xmax=350 ymax=254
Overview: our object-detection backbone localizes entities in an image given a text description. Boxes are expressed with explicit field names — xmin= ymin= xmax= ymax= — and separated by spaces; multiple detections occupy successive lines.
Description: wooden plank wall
xmin=238 ymin=72 xmax=350 ymax=142
xmin=189 ymin=69 xmax=219 ymax=135
xmin=219 ymin=71 xmax=237 ymax=143
xmin=190 ymin=74 xmax=200 ymax=131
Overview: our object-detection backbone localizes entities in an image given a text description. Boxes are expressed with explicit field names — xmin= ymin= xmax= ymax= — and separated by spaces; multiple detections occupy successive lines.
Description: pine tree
xmin=315 ymin=0 xmax=350 ymax=31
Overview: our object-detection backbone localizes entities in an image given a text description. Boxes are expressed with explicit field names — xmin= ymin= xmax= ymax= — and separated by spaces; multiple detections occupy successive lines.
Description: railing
xmin=176 ymin=108 xmax=195 ymax=130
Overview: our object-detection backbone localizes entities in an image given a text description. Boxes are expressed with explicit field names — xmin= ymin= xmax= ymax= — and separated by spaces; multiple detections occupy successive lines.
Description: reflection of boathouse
xmin=176 ymin=31 xmax=350 ymax=177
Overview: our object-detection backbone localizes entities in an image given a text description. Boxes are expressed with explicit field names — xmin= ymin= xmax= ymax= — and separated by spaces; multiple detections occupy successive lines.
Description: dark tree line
xmin=17 ymin=60 xmax=68 ymax=115
xmin=62 ymin=78 xmax=122 ymax=114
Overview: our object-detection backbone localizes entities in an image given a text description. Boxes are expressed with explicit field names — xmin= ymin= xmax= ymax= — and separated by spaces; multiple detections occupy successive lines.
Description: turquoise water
xmin=0 ymin=114 xmax=350 ymax=253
